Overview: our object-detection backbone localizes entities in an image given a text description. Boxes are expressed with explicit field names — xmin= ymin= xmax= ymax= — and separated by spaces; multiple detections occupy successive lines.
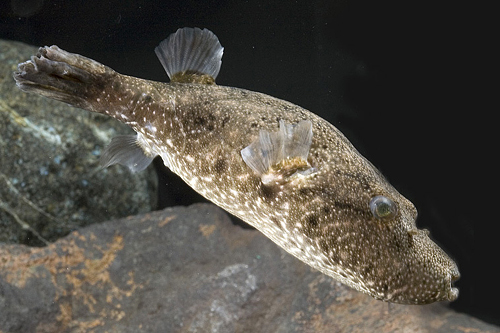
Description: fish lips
xmin=447 ymin=268 xmax=461 ymax=301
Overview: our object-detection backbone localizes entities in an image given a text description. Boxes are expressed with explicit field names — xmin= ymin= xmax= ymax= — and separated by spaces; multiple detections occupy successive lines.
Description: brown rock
xmin=0 ymin=204 xmax=497 ymax=332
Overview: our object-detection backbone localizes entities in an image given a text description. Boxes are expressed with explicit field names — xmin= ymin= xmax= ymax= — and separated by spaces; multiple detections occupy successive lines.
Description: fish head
xmin=244 ymin=120 xmax=461 ymax=305
xmin=342 ymin=179 xmax=460 ymax=304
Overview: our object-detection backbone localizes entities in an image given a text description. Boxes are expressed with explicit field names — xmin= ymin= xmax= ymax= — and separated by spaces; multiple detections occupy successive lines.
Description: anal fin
xmin=100 ymin=135 xmax=154 ymax=172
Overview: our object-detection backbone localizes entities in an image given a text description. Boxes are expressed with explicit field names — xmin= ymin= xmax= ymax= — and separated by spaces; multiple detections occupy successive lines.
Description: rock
xmin=0 ymin=203 xmax=496 ymax=333
xmin=0 ymin=39 xmax=157 ymax=246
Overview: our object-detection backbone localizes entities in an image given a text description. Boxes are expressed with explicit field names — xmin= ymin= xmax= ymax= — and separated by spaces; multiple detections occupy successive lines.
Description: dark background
xmin=1 ymin=0 xmax=491 ymax=326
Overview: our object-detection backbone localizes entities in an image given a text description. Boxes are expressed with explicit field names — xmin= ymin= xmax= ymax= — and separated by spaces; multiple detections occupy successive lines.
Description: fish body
xmin=13 ymin=28 xmax=459 ymax=304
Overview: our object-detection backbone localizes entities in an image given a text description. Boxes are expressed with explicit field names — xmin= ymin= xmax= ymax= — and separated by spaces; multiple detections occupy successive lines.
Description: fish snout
xmin=412 ymin=230 xmax=460 ymax=304
xmin=447 ymin=266 xmax=460 ymax=301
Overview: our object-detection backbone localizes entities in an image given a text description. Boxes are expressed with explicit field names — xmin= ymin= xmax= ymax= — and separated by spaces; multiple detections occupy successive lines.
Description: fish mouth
xmin=447 ymin=271 xmax=460 ymax=301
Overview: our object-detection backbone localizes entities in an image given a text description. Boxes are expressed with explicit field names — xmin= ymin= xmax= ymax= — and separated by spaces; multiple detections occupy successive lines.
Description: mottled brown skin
xmin=14 ymin=46 xmax=459 ymax=304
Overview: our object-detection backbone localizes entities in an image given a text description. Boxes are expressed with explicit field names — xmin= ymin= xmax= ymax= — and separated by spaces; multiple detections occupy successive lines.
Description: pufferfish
xmin=13 ymin=27 xmax=459 ymax=304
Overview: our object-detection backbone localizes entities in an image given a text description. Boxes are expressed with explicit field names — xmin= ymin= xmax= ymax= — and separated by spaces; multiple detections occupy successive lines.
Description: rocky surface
xmin=0 ymin=39 xmax=157 ymax=246
xmin=0 ymin=203 xmax=496 ymax=333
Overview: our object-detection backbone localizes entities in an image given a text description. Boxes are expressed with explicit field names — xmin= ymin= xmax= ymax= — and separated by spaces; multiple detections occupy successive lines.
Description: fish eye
xmin=370 ymin=195 xmax=397 ymax=219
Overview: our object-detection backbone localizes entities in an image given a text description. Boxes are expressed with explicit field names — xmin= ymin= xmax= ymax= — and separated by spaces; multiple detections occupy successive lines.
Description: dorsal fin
xmin=155 ymin=27 xmax=224 ymax=84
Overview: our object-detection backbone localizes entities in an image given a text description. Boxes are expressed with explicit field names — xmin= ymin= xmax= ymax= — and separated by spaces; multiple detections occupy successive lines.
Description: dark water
xmin=0 ymin=0 xmax=490 ymax=325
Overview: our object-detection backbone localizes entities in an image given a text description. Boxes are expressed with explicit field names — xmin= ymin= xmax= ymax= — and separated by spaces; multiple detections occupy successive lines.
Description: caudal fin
xmin=13 ymin=45 xmax=115 ymax=111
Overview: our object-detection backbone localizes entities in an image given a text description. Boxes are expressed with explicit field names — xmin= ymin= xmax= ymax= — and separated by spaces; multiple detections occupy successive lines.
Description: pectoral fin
xmin=241 ymin=120 xmax=316 ymax=185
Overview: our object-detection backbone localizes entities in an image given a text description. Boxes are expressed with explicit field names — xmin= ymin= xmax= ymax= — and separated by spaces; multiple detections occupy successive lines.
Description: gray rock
xmin=0 ymin=203 xmax=496 ymax=333
xmin=0 ymin=39 xmax=157 ymax=246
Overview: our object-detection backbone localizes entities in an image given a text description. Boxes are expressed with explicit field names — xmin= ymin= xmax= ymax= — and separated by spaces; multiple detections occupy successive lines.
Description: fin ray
xmin=13 ymin=45 xmax=111 ymax=111
xmin=241 ymin=120 xmax=315 ymax=181
xmin=100 ymin=135 xmax=154 ymax=172
xmin=155 ymin=27 xmax=224 ymax=83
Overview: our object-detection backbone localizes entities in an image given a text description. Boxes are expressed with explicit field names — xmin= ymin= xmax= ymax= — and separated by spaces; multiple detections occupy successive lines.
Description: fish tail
xmin=13 ymin=45 xmax=116 ymax=113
